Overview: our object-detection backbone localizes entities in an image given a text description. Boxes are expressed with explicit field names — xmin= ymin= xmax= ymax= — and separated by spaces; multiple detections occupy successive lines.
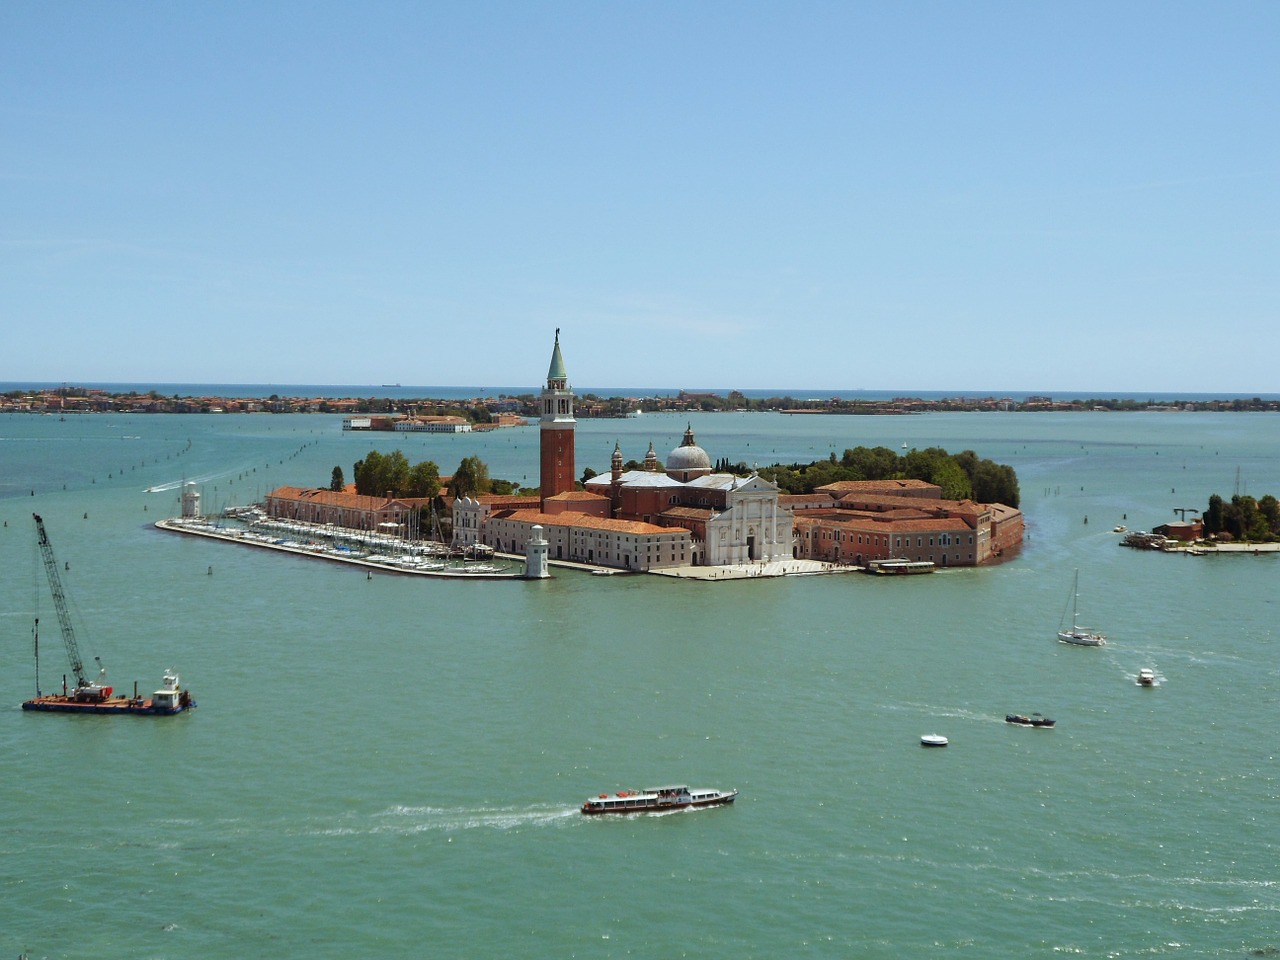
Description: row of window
xmin=806 ymin=529 xmax=974 ymax=548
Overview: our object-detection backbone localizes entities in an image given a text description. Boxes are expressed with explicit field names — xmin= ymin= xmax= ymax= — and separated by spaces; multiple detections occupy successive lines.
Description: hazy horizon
xmin=5 ymin=379 xmax=1278 ymax=403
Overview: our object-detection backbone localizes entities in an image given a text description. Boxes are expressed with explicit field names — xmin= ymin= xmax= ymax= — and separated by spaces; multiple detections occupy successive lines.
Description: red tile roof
xmin=491 ymin=510 xmax=681 ymax=536
xmin=544 ymin=490 xmax=610 ymax=502
xmin=816 ymin=479 xmax=940 ymax=495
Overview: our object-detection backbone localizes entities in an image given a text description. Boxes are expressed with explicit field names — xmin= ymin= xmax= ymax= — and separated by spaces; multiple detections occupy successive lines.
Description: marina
xmin=155 ymin=516 xmax=524 ymax=579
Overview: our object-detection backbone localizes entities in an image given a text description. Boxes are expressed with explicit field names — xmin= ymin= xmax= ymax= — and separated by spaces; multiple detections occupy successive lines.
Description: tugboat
xmin=1006 ymin=713 xmax=1056 ymax=728
xmin=21 ymin=514 xmax=194 ymax=716
xmin=581 ymin=784 xmax=737 ymax=815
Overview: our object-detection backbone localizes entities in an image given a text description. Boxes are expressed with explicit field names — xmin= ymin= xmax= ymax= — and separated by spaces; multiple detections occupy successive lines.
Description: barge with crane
xmin=21 ymin=514 xmax=194 ymax=716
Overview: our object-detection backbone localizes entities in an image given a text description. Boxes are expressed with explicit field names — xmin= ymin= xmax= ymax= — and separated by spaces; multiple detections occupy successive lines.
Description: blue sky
xmin=2 ymin=1 xmax=1277 ymax=392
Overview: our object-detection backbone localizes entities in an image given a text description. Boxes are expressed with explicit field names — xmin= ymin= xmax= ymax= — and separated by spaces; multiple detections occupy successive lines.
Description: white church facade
xmin=452 ymin=332 xmax=795 ymax=572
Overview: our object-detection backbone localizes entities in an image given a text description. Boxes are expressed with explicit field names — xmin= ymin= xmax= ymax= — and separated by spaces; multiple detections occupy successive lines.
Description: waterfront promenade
xmin=157 ymin=516 xmax=853 ymax=580
xmin=649 ymin=558 xmax=851 ymax=580
xmin=1162 ymin=541 xmax=1280 ymax=554
xmin=154 ymin=517 xmax=526 ymax=579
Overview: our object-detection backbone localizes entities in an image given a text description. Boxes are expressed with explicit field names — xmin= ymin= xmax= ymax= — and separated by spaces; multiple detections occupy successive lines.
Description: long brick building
xmin=788 ymin=479 xmax=1023 ymax=567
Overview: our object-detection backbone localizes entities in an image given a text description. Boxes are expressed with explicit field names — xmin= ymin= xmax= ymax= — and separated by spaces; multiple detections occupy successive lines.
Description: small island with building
xmin=1120 ymin=490 xmax=1280 ymax=555
xmin=161 ymin=331 xmax=1027 ymax=580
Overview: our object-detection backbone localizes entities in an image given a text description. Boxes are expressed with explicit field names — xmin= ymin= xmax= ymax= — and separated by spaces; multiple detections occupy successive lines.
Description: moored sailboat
xmin=1057 ymin=568 xmax=1105 ymax=646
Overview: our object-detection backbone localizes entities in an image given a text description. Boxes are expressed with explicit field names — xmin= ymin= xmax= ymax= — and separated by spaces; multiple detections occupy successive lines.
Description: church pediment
xmin=730 ymin=475 xmax=780 ymax=496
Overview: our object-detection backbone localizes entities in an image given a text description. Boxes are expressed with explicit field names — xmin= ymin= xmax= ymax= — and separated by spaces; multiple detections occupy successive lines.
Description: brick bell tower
xmin=539 ymin=328 xmax=576 ymax=505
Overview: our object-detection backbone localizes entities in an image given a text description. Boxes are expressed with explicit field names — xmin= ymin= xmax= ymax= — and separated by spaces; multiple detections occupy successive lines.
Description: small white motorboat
xmin=1137 ymin=668 xmax=1156 ymax=687
xmin=920 ymin=734 xmax=949 ymax=748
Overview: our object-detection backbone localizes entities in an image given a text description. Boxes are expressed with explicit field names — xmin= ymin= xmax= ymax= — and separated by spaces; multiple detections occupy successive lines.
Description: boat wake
xmin=145 ymin=463 xmax=261 ymax=493
xmin=886 ymin=701 xmax=1004 ymax=724
xmin=305 ymin=804 xmax=579 ymax=837
xmin=145 ymin=472 xmax=230 ymax=493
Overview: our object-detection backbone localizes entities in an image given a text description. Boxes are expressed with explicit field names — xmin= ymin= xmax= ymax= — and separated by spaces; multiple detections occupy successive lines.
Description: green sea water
xmin=1 ymin=410 xmax=1277 ymax=958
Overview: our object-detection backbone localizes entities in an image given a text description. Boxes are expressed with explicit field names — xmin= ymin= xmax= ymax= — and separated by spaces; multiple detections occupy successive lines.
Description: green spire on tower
xmin=547 ymin=328 xmax=567 ymax=383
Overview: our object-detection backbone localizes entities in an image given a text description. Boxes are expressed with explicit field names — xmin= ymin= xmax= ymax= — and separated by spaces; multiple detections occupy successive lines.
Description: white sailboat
xmin=1057 ymin=569 xmax=1106 ymax=646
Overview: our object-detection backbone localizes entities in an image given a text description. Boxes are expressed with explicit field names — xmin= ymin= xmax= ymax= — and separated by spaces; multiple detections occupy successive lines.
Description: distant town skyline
xmin=3 ymin=3 xmax=1277 ymax=393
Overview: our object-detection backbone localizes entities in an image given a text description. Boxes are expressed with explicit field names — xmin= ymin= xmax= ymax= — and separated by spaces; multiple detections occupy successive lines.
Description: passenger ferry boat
xmin=865 ymin=558 xmax=936 ymax=575
xmin=581 ymin=784 xmax=737 ymax=815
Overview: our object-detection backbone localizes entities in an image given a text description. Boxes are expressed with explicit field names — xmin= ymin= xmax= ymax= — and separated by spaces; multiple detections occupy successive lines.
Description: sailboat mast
xmin=1072 ymin=569 xmax=1080 ymax=628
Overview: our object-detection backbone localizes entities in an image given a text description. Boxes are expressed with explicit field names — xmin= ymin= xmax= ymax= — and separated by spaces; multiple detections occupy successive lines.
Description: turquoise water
xmin=1 ymin=410 xmax=1277 ymax=958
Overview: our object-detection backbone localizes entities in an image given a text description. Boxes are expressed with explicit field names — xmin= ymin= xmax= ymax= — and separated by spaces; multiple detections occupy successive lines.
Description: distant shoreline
xmin=4 ymin=382 xmax=1279 ymax=404
xmin=4 ymin=385 xmax=1277 ymax=417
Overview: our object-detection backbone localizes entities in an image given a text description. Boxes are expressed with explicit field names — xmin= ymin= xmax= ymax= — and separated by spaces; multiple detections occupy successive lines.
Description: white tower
xmin=181 ymin=482 xmax=202 ymax=518
xmin=523 ymin=524 xmax=550 ymax=579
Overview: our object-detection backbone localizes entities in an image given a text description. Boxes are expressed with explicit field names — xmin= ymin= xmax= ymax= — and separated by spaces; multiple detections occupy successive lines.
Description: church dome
xmin=666 ymin=424 xmax=712 ymax=480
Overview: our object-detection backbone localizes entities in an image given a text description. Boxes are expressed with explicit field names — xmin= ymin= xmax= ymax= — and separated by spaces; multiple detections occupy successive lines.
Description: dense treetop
xmin=1203 ymin=493 xmax=1280 ymax=542
xmin=749 ymin=446 xmax=1020 ymax=507
xmin=345 ymin=450 xmax=525 ymax=500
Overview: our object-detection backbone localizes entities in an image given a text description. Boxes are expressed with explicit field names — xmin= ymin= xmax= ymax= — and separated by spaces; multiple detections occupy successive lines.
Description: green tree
xmin=952 ymin=450 xmax=979 ymax=485
xmin=903 ymin=447 xmax=950 ymax=483
xmin=972 ymin=460 xmax=1020 ymax=508
xmin=451 ymin=455 xmax=491 ymax=499
xmin=799 ymin=458 xmax=845 ymax=492
xmin=406 ymin=460 xmax=441 ymax=499
xmin=841 ymin=446 xmax=901 ymax=481
xmin=354 ymin=449 xmax=411 ymax=497
xmin=1257 ymin=495 xmax=1280 ymax=538
xmin=1231 ymin=495 xmax=1268 ymax=541
xmin=353 ymin=450 xmax=382 ymax=496
xmin=330 ymin=466 xmax=345 ymax=492
xmin=929 ymin=459 xmax=973 ymax=501
xmin=1204 ymin=494 xmax=1226 ymax=535
xmin=382 ymin=451 xmax=411 ymax=497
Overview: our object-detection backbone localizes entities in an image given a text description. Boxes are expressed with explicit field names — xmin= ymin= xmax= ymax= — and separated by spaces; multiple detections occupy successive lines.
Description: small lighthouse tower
xmin=180 ymin=482 xmax=202 ymax=518
xmin=523 ymin=524 xmax=550 ymax=579
xmin=539 ymin=329 xmax=576 ymax=506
